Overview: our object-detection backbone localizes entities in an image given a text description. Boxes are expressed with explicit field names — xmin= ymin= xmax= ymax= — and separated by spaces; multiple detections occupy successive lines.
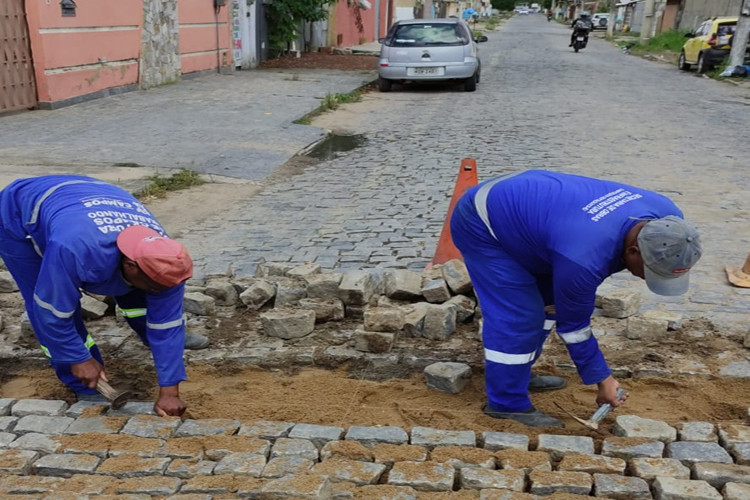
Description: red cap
xmin=116 ymin=225 xmax=193 ymax=287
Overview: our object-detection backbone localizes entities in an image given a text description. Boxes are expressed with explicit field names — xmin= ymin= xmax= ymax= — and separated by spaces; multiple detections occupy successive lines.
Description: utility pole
xmin=606 ymin=0 xmax=618 ymax=38
xmin=728 ymin=0 xmax=750 ymax=67
xmin=640 ymin=0 xmax=655 ymax=41
xmin=423 ymin=0 xmax=432 ymax=19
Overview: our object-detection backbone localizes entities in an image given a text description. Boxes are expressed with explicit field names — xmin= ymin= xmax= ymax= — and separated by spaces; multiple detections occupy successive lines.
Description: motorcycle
xmin=547 ymin=12 xmax=552 ymax=22
xmin=572 ymin=27 xmax=589 ymax=52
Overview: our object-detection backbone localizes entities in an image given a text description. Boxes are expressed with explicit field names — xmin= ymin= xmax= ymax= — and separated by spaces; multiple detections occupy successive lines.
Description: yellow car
xmin=679 ymin=17 xmax=739 ymax=73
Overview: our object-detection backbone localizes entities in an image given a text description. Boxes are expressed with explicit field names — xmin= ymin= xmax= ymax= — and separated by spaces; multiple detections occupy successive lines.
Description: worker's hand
xmin=71 ymin=358 xmax=107 ymax=389
xmin=596 ymin=375 xmax=627 ymax=407
xmin=154 ymin=385 xmax=186 ymax=417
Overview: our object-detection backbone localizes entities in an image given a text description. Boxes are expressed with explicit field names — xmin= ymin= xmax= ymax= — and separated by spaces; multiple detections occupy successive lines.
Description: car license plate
xmin=407 ymin=67 xmax=443 ymax=76
xmin=577 ymin=36 xmax=585 ymax=41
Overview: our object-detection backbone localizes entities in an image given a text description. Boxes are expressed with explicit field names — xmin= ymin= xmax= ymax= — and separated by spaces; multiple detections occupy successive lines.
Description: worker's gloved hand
xmin=71 ymin=358 xmax=107 ymax=389
xmin=154 ymin=385 xmax=186 ymax=417
xmin=596 ymin=375 xmax=627 ymax=407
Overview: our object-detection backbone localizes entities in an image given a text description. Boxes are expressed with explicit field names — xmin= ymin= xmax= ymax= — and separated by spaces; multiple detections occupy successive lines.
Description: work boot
xmin=528 ymin=373 xmax=567 ymax=392
xmin=483 ymin=405 xmax=564 ymax=427
xmin=185 ymin=332 xmax=210 ymax=350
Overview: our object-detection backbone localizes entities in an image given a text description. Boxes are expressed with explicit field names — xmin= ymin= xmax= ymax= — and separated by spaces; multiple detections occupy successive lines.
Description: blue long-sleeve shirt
xmin=0 ymin=175 xmax=187 ymax=387
xmin=481 ymin=170 xmax=683 ymax=382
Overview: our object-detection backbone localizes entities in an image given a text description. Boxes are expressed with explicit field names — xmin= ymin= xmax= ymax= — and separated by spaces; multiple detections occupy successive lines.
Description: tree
xmin=728 ymin=0 xmax=750 ymax=68
xmin=491 ymin=0 xmax=516 ymax=12
xmin=266 ymin=0 xmax=334 ymax=55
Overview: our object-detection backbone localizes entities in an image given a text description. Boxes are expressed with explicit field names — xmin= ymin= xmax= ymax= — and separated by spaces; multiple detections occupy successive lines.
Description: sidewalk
xmin=0 ymin=67 xmax=375 ymax=188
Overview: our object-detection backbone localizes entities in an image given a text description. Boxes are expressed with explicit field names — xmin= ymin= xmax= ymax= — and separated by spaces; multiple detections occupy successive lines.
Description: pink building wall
xmin=330 ymin=0 xmax=391 ymax=47
xmin=23 ymin=0 xmax=231 ymax=107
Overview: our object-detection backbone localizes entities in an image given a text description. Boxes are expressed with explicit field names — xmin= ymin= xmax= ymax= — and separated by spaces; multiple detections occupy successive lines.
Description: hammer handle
xmin=590 ymin=388 xmax=627 ymax=424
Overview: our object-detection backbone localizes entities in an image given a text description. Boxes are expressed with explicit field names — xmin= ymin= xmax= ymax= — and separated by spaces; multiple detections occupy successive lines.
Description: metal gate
xmin=1 ymin=0 xmax=37 ymax=113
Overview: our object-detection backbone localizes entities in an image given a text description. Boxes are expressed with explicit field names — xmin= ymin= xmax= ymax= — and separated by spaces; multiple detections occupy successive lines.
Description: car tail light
xmin=380 ymin=62 xmax=389 ymax=67
xmin=708 ymin=34 xmax=717 ymax=46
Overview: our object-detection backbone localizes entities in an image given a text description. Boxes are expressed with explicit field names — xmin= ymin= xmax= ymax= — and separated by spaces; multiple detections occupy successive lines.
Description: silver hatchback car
xmin=377 ymin=18 xmax=488 ymax=92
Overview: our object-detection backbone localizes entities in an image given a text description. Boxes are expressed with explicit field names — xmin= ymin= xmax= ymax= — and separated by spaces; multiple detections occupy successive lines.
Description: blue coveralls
xmin=450 ymin=170 xmax=683 ymax=412
xmin=0 ymin=176 xmax=187 ymax=395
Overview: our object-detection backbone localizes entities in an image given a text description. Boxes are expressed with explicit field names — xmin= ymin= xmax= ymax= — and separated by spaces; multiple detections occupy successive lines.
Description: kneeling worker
xmin=450 ymin=170 xmax=702 ymax=426
xmin=0 ymin=175 xmax=209 ymax=416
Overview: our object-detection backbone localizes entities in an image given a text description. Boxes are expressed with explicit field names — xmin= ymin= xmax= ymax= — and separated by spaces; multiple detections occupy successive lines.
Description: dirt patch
xmin=259 ymin=51 xmax=379 ymax=72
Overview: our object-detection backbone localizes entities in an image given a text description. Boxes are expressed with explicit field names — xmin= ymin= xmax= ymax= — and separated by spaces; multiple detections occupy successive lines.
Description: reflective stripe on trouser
xmin=115 ymin=289 xmax=149 ymax=346
xmin=450 ymin=189 xmax=556 ymax=412
xmin=40 ymin=333 xmax=96 ymax=358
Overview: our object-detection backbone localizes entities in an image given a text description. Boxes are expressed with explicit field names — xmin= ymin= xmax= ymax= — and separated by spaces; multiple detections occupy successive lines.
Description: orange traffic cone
xmin=428 ymin=158 xmax=478 ymax=268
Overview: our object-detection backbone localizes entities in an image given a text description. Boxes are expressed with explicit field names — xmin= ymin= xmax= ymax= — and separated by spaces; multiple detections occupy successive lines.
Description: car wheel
xmin=678 ymin=51 xmax=691 ymax=71
xmin=378 ymin=77 xmax=392 ymax=92
xmin=696 ymin=53 xmax=710 ymax=74
xmin=464 ymin=73 xmax=477 ymax=92
xmin=476 ymin=65 xmax=481 ymax=84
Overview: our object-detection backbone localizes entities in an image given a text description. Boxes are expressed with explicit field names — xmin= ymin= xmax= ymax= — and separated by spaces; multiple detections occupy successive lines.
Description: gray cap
xmin=637 ymin=215 xmax=702 ymax=296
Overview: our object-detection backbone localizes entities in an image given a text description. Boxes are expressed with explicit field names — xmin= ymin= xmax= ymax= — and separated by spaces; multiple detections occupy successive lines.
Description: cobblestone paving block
xmin=116 ymin=476 xmax=182 ymax=496
xmin=165 ymin=459 xmax=216 ymax=478
xmin=430 ymin=446 xmax=495 ymax=469
xmin=65 ymin=401 xmax=109 ymax=418
xmin=260 ymin=473 xmax=332 ymax=498
xmin=204 ymin=280 xmax=239 ymax=306
xmin=261 ymin=308 xmax=315 ymax=339
xmin=10 ymin=399 xmax=68 ymax=417
xmin=481 ymin=431 xmax=529 ymax=451
xmin=536 ymin=434 xmax=595 ymax=461
xmin=32 ymin=452 xmax=99 ymax=477
xmin=0 ymin=398 xmax=16 ymax=416
xmin=203 ymin=436 xmax=271 ymax=461
xmin=495 ymin=450 xmax=552 ymax=472
xmin=311 ymin=457 xmax=386 ymax=485
xmin=422 ymin=303 xmax=457 ymax=340
xmin=666 ymin=441 xmax=733 ymax=465
xmin=289 ymin=423 xmax=344 ymax=448
xmin=64 ymin=416 xmax=127 ymax=435
xmin=422 ymin=278 xmax=451 ymax=304
xmin=178 ymin=474 xmax=242 ymax=495
xmin=321 ymin=440 xmax=374 ymax=462
xmin=528 ymin=470 xmax=592 ymax=496
xmin=614 ymin=415 xmax=677 ymax=443
xmin=479 ymin=491 xmax=538 ymax=500
xmin=261 ymin=455 xmax=314 ymax=478
xmin=0 ymin=415 xmax=17 ymax=432
xmin=364 ymin=307 xmax=405 ymax=332
xmin=424 ymin=362 xmax=472 ymax=394
xmin=270 ymin=437 xmax=319 ymax=460
xmin=411 ymin=426 xmax=475 ymax=448
xmin=0 ymin=449 xmax=39 ymax=474
xmin=175 ymin=418 xmax=241 ymax=437
xmin=106 ymin=435 xmax=165 ymax=458
xmin=384 ymin=269 xmax=422 ymax=300
xmin=8 ymin=432 xmax=61 ymax=454
xmin=304 ymin=272 xmax=342 ymax=299
xmin=213 ymin=452 xmax=266 ymax=477
xmin=96 ymin=455 xmax=170 ymax=477
xmin=354 ymin=329 xmax=396 ymax=353
xmin=627 ymin=457 xmax=690 ymax=482
xmin=600 ymin=289 xmax=641 ymax=319
xmin=106 ymin=401 xmax=157 ymax=417
xmin=677 ymin=422 xmax=717 ymax=442
xmin=601 ymin=437 xmax=665 ymax=460
xmin=593 ymin=473 xmax=651 ymax=499
xmin=298 ymin=297 xmax=345 ymax=322
xmin=0 ymin=475 xmax=62 ymax=495
xmin=652 ymin=476 xmax=722 ymax=500
xmin=459 ymin=468 xmax=525 ymax=491
xmin=446 ymin=294 xmax=477 ymax=323
xmin=387 ymin=461 xmax=455 ymax=492
xmin=402 ymin=303 xmax=428 ymax=337
xmin=717 ymin=424 xmax=750 ymax=448
xmin=442 ymin=259 xmax=473 ymax=295
xmin=723 ymin=482 xmax=750 ymax=500
xmin=557 ymin=453 xmax=625 ymax=474
xmin=626 ymin=315 xmax=668 ymax=340
xmin=372 ymin=443 xmax=428 ymax=466
xmin=719 ymin=361 xmax=750 ymax=378
xmin=121 ymin=415 xmax=182 ymax=439
xmin=353 ymin=484 xmax=419 ymax=499
xmin=691 ymin=462 xmax=750 ymax=489
xmin=0 ymin=431 xmax=15 ymax=447
xmin=345 ymin=425 xmax=408 ymax=447
xmin=338 ymin=270 xmax=375 ymax=306
xmin=183 ymin=292 xmax=215 ymax=316
xmin=239 ymin=278 xmax=276 ymax=310
xmin=237 ymin=420 xmax=295 ymax=439
xmin=730 ymin=442 xmax=750 ymax=465
xmin=14 ymin=415 xmax=73 ymax=435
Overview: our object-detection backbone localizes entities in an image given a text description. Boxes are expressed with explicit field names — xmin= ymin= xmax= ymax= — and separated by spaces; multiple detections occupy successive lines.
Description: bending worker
xmin=0 ymin=175 xmax=208 ymax=416
xmin=450 ymin=170 xmax=702 ymax=427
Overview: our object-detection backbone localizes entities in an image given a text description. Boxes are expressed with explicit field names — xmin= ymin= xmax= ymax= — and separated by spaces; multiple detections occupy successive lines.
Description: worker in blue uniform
xmin=0 ymin=175 xmax=209 ymax=416
xmin=450 ymin=170 xmax=702 ymax=427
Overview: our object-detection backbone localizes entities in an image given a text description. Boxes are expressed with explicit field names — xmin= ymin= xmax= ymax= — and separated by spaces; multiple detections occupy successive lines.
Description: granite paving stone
xmin=0 ymin=449 xmax=39 ymax=475
xmin=0 ymin=431 xmax=17 ymax=447
xmin=8 ymin=432 xmax=62 ymax=454
xmin=178 ymin=474 xmax=241 ymax=494
xmin=691 ymin=462 xmax=750 ymax=489
xmin=175 ymin=418 xmax=241 ymax=437
xmin=410 ymin=426 xmax=476 ymax=448
xmin=592 ymin=473 xmax=651 ymax=499
xmin=614 ymin=415 xmax=677 ymax=443
xmin=652 ymin=476 xmax=722 ymax=500
xmin=64 ymin=416 xmax=127 ymax=435
xmin=106 ymin=402 xmax=157 ymax=417
xmin=10 ymin=399 xmax=68 ymax=417
xmin=678 ymin=422 xmax=717 ymax=442
xmin=717 ymin=424 xmax=750 ymax=448
xmin=730 ymin=442 xmax=750 ymax=464
xmin=320 ymin=439 xmax=374 ymax=461
xmin=0 ymin=416 xmax=18 ymax=432
xmin=65 ymin=401 xmax=109 ymax=418
xmin=213 ymin=452 xmax=266 ymax=476
xmin=345 ymin=425 xmax=408 ymax=446
xmin=528 ymin=470 xmax=592 ymax=496
xmin=495 ymin=450 xmax=552 ymax=472
xmin=32 ymin=452 xmax=99 ymax=477
xmin=430 ymin=445 xmax=496 ymax=469
xmin=13 ymin=415 xmax=73 ymax=435
xmin=116 ymin=476 xmax=182 ymax=496
xmin=556 ymin=453 xmax=626 ymax=474
xmin=288 ymin=423 xmax=344 ymax=448
xmin=96 ymin=455 xmax=171 ymax=477
xmin=601 ymin=437 xmax=665 ymax=460
xmin=0 ymin=475 xmax=62 ymax=495
xmin=311 ymin=457 xmax=387 ymax=485
xmin=165 ymin=459 xmax=217 ymax=478
xmin=237 ymin=420 xmax=295 ymax=439
xmin=665 ymin=441 xmax=733 ymax=465
xmin=627 ymin=457 xmax=691 ymax=482
xmin=259 ymin=474 xmax=332 ymax=498
xmin=458 ymin=468 xmax=525 ymax=491
xmin=0 ymin=399 xmax=16 ymax=416
xmin=372 ymin=443 xmax=429 ymax=465
xmin=121 ymin=415 xmax=182 ymax=439
xmin=723 ymin=482 xmax=750 ymax=500
xmin=261 ymin=455 xmax=314 ymax=478
xmin=270 ymin=437 xmax=319 ymax=460
xmin=387 ymin=460 xmax=456 ymax=491
xmin=536 ymin=434 xmax=595 ymax=461
xmin=481 ymin=431 xmax=529 ymax=451
xmin=202 ymin=436 xmax=271 ymax=460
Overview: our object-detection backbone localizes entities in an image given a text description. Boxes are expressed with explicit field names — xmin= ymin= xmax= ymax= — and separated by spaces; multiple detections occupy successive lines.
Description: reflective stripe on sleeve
xmin=120 ymin=308 xmax=147 ymax=319
xmin=558 ymin=326 xmax=592 ymax=344
xmin=473 ymin=172 xmax=522 ymax=241
xmin=484 ymin=347 xmax=537 ymax=365
xmin=27 ymin=180 xmax=109 ymax=225
xmin=33 ymin=294 xmax=76 ymax=319
xmin=147 ymin=314 xmax=186 ymax=330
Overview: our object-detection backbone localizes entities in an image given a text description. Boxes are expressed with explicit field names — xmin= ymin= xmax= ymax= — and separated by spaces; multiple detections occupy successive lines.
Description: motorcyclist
xmin=547 ymin=10 xmax=553 ymax=22
xmin=569 ymin=12 xmax=593 ymax=47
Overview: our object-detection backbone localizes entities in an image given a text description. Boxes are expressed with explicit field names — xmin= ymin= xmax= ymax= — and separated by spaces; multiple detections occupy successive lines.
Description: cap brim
xmin=725 ymin=266 xmax=750 ymax=288
xmin=643 ymin=265 xmax=690 ymax=296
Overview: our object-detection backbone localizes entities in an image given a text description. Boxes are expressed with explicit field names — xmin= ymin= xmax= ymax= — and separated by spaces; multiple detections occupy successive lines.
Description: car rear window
xmin=717 ymin=23 xmax=736 ymax=36
xmin=387 ymin=24 xmax=469 ymax=47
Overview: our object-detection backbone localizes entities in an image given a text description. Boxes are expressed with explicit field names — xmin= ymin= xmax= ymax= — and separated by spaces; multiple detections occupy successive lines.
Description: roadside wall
xmin=679 ymin=0 xmax=742 ymax=30
xmin=23 ymin=0 xmax=231 ymax=109
xmin=329 ymin=0 xmax=390 ymax=47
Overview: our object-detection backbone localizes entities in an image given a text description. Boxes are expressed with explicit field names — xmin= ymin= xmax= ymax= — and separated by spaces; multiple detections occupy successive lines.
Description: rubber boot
xmin=185 ymin=332 xmax=210 ymax=350
xmin=528 ymin=373 xmax=567 ymax=392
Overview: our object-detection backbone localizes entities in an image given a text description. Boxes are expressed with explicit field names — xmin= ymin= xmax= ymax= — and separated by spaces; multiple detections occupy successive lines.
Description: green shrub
xmin=631 ymin=29 xmax=690 ymax=52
